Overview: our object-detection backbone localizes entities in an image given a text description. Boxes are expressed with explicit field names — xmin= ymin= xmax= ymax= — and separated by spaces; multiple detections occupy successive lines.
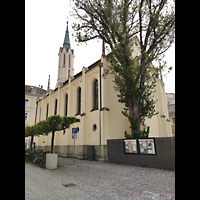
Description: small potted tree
xmin=43 ymin=115 xmax=80 ymax=169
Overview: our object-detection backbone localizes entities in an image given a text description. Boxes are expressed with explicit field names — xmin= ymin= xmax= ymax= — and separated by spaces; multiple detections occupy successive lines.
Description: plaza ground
xmin=25 ymin=157 xmax=175 ymax=200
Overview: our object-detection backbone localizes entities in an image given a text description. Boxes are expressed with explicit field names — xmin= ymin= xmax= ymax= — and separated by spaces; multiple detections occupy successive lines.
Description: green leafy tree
xmin=25 ymin=121 xmax=48 ymax=151
xmin=71 ymin=0 xmax=174 ymax=138
xmin=26 ymin=116 xmax=80 ymax=153
xmin=25 ymin=125 xmax=38 ymax=152
xmin=44 ymin=115 xmax=80 ymax=153
xmin=35 ymin=120 xmax=49 ymax=135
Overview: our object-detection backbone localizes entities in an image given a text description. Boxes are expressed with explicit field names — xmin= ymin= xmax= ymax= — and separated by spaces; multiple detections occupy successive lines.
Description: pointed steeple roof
xmin=63 ymin=21 xmax=70 ymax=51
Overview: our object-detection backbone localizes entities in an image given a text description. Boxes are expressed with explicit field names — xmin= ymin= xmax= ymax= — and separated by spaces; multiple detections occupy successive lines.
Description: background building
xmin=166 ymin=93 xmax=175 ymax=136
xmin=25 ymin=85 xmax=46 ymax=149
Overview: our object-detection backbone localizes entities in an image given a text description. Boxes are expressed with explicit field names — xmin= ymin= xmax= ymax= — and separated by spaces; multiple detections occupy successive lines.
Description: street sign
xmin=72 ymin=134 xmax=77 ymax=139
xmin=72 ymin=128 xmax=77 ymax=165
xmin=72 ymin=128 xmax=77 ymax=133
xmin=72 ymin=128 xmax=77 ymax=139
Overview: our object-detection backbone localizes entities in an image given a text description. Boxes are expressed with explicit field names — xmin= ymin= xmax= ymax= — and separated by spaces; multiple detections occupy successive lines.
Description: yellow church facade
xmin=34 ymin=22 xmax=172 ymax=160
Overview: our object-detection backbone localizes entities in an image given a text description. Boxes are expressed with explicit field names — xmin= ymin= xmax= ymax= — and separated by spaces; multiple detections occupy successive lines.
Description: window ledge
xmin=75 ymin=112 xmax=81 ymax=116
xmin=100 ymin=107 xmax=110 ymax=111
xmin=90 ymin=108 xmax=98 ymax=112
xmin=75 ymin=112 xmax=86 ymax=116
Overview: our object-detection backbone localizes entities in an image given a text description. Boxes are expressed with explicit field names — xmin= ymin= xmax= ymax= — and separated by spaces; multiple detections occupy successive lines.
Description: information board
xmin=138 ymin=138 xmax=156 ymax=154
xmin=124 ymin=139 xmax=137 ymax=154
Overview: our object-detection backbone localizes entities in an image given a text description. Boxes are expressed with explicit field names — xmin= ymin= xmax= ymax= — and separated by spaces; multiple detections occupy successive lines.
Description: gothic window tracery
xmin=93 ymin=79 xmax=98 ymax=110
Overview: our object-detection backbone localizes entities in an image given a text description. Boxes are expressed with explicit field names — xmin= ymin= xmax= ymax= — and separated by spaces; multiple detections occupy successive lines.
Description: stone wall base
xmin=36 ymin=145 xmax=108 ymax=161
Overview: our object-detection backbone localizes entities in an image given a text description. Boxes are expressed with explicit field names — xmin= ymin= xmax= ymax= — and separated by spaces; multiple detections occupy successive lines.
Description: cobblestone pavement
xmin=25 ymin=157 xmax=175 ymax=200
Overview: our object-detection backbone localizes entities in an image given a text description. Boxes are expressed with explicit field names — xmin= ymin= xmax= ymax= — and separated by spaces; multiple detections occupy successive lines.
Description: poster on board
xmin=124 ymin=139 xmax=137 ymax=154
xmin=138 ymin=138 xmax=156 ymax=154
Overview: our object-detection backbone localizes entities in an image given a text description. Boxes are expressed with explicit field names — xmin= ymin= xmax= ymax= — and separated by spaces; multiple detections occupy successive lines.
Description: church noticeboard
xmin=123 ymin=138 xmax=156 ymax=155
xmin=124 ymin=139 xmax=137 ymax=154
xmin=138 ymin=138 xmax=156 ymax=155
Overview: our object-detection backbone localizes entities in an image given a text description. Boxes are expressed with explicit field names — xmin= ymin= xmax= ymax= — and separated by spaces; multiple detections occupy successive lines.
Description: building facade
xmin=166 ymin=93 xmax=175 ymax=136
xmin=34 ymin=21 xmax=172 ymax=160
xmin=25 ymin=85 xmax=46 ymax=149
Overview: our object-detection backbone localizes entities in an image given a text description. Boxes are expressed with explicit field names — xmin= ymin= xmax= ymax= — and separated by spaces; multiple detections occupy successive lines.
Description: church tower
xmin=56 ymin=21 xmax=74 ymax=88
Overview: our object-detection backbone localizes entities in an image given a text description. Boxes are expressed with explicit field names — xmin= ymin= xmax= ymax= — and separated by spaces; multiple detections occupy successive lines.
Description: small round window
xmin=92 ymin=124 xmax=97 ymax=131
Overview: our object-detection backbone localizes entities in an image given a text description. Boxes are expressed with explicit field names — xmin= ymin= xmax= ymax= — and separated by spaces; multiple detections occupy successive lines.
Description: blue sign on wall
xmin=72 ymin=128 xmax=77 ymax=133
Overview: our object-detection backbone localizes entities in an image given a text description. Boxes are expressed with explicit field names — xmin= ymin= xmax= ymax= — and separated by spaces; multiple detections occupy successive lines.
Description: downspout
xmin=34 ymin=85 xmax=40 ymax=151
xmin=99 ymin=62 xmax=102 ymax=158
xmin=35 ymin=85 xmax=40 ymax=124
xmin=31 ymin=100 xmax=38 ymax=152
xmin=99 ymin=40 xmax=105 ymax=159
xmin=35 ymin=101 xmax=38 ymax=124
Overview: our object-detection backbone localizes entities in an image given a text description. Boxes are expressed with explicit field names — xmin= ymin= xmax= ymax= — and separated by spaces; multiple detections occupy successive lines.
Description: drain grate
xmin=62 ymin=183 xmax=77 ymax=187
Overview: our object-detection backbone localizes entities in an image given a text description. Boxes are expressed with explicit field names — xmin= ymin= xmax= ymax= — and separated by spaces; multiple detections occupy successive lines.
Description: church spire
xmin=63 ymin=21 xmax=70 ymax=51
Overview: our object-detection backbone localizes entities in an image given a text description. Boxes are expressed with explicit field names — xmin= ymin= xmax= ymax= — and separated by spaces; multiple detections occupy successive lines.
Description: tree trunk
xmin=130 ymin=55 xmax=146 ymax=137
xmin=129 ymin=98 xmax=140 ymax=138
xmin=30 ymin=134 xmax=33 ymax=152
xmin=133 ymin=98 xmax=140 ymax=131
xmin=51 ymin=131 xmax=55 ymax=153
xmin=129 ymin=99 xmax=134 ymax=137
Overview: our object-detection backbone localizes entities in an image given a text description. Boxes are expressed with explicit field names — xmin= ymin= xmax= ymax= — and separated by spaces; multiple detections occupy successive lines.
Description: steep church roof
xmin=60 ymin=21 xmax=74 ymax=54
xmin=63 ymin=21 xmax=70 ymax=51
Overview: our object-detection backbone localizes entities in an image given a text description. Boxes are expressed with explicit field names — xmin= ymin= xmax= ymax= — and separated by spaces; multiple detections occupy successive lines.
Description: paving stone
xmin=25 ymin=157 xmax=175 ymax=199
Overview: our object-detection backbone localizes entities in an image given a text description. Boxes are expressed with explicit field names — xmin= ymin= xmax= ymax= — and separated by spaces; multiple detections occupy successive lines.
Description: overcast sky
xmin=25 ymin=0 xmax=175 ymax=93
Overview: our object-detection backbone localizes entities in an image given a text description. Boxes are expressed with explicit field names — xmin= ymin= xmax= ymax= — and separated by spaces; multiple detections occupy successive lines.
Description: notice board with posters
xmin=124 ymin=139 xmax=137 ymax=154
xmin=123 ymin=138 xmax=156 ymax=155
xmin=138 ymin=138 xmax=156 ymax=154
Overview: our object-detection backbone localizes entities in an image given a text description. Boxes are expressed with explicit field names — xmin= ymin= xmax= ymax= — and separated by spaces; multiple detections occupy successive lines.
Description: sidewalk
xmin=25 ymin=157 xmax=175 ymax=199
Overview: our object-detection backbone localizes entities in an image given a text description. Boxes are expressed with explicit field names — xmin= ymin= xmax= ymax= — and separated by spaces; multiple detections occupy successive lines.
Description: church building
xmin=34 ymin=21 xmax=172 ymax=160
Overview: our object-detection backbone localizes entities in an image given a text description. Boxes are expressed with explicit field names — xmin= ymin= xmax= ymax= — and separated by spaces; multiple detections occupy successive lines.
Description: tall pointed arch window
xmin=65 ymin=94 xmax=68 ymax=116
xmin=76 ymin=87 xmax=81 ymax=115
xmin=39 ymin=107 xmax=42 ymax=121
xmin=54 ymin=99 xmax=57 ymax=115
xmin=93 ymin=79 xmax=98 ymax=110
xmin=46 ymin=103 xmax=49 ymax=119
xmin=63 ymin=54 xmax=65 ymax=65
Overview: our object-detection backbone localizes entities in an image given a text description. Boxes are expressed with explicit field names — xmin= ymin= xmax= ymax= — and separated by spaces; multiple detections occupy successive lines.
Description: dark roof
xmin=25 ymin=85 xmax=46 ymax=94
xmin=73 ymin=71 xmax=82 ymax=81
xmin=88 ymin=59 xmax=101 ymax=71
xmin=37 ymin=58 xmax=101 ymax=101
xmin=71 ymin=59 xmax=101 ymax=82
